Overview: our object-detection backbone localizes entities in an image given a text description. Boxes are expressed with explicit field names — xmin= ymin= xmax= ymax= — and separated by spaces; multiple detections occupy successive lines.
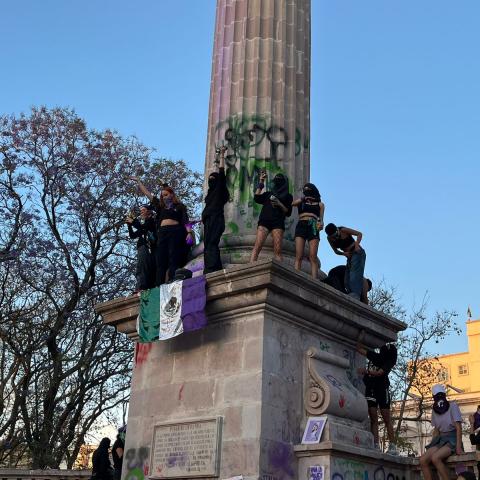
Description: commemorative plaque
xmin=150 ymin=417 xmax=222 ymax=478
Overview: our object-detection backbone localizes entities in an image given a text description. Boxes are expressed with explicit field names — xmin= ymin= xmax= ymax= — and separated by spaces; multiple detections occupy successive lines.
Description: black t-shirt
xmin=111 ymin=438 xmax=124 ymax=470
xmin=363 ymin=349 xmax=395 ymax=389
xmin=151 ymin=197 xmax=189 ymax=227
xmin=202 ymin=168 xmax=229 ymax=221
xmin=127 ymin=217 xmax=156 ymax=249
xmin=255 ymin=191 xmax=293 ymax=224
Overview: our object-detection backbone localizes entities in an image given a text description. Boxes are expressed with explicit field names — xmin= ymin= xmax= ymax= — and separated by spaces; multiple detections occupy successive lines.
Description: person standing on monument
xmin=131 ymin=178 xmax=193 ymax=285
xmin=92 ymin=437 xmax=114 ymax=480
xmin=292 ymin=183 xmax=324 ymax=279
xmin=202 ymin=146 xmax=229 ymax=274
xmin=325 ymin=223 xmax=366 ymax=300
xmin=111 ymin=426 xmax=126 ymax=480
xmin=126 ymin=204 xmax=156 ymax=291
xmin=357 ymin=342 xmax=398 ymax=454
xmin=250 ymin=171 xmax=293 ymax=262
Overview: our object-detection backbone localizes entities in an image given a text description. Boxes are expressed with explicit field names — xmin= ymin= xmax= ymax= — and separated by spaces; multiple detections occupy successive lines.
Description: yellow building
xmin=397 ymin=318 xmax=480 ymax=455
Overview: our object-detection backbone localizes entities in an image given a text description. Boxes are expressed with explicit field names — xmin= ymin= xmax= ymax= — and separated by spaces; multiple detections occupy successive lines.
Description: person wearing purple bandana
xmin=420 ymin=384 xmax=463 ymax=480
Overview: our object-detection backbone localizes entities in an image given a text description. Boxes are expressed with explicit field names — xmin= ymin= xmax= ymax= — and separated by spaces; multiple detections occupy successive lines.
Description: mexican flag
xmin=137 ymin=276 xmax=207 ymax=342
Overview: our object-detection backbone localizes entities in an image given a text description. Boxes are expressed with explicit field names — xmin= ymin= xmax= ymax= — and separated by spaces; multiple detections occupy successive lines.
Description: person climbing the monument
xmin=126 ymin=204 xmax=156 ymax=291
xmin=325 ymin=223 xmax=366 ymax=300
xmin=292 ymin=183 xmax=324 ymax=279
xmin=468 ymin=407 xmax=480 ymax=473
xmin=322 ymin=265 xmax=372 ymax=305
xmin=419 ymin=384 xmax=464 ymax=480
xmin=202 ymin=145 xmax=230 ymax=274
xmin=131 ymin=177 xmax=193 ymax=285
xmin=250 ymin=171 xmax=293 ymax=262
xmin=357 ymin=342 xmax=398 ymax=454
xmin=111 ymin=426 xmax=126 ymax=480
xmin=92 ymin=437 xmax=114 ymax=480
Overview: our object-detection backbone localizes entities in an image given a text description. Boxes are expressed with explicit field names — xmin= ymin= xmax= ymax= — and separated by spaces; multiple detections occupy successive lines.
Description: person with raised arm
xmin=325 ymin=223 xmax=366 ymax=300
xmin=202 ymin=146 xmax=230 ymax=274
xmin=131 ymin=177 xmax=193 ymax=285
xmin=250 ymin=171 xmax=293 ymax=262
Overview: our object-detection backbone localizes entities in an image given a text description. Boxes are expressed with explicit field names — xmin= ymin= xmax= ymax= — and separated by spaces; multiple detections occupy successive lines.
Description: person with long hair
xmin=357 ymin=342 xmax=398 ymax=454
xmin=250 ymin=171 xmax=293 ymax=262
xmin=131 ymin=178 xmax=193 ymax=285
xmin=92 ymin=437 xmax=114 ymax=480
xmin=292 ymin=183 xmax=324 ymax=279
xmin=420 ymin=384 xmax=463 ymax=480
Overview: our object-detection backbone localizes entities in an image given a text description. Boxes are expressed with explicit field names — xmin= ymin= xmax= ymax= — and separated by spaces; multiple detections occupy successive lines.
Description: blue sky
xmin=1 ymin=1 xmax=479 ymax=355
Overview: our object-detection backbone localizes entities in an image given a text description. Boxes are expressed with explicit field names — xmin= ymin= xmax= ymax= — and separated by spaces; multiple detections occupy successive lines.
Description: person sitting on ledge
xmin=357 ymin=342 xmax=398 ymax=454
xmin=322 ymin=265 xmax=372 ymax=305
xmin=250 ymin=171 xmax=293 ymax=263
xmin=457 ymin=471 xmax=477 ymax=480
xmin=420 ymin=384 xmax=463 ymax=480
xmin=292 ymin=182 xmax=324 ymax=279
xmin=325 ymin=223 xmax=366 ymax=300
xmin=202 ymin=146 xmax=229 ymax=274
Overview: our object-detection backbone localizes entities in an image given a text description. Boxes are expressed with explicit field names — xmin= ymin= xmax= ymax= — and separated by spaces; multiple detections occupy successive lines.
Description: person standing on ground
xmin=292 ymin=183 xmax=324 ymax=279
xmin=357 ymin=342 xmax=398 ymax=454
xmin=419 ymin=384 xmax=464 ymax=480
xmin=131 ymin=178 xmax=193 ymax=285
xmin=126 ymin=205 xmax=156 ymax=291
xmin=112 ymin=426 xmax=126 ymax=480
xmin=92 ymin=437 xmax=114 ymax=480
xmin=325 ymin=223 xmax=366 ymax=300
xmin=202 ymin=146 xmax=230 ymax=274
xmin=250 ymin=171 xmax=293 ymax=262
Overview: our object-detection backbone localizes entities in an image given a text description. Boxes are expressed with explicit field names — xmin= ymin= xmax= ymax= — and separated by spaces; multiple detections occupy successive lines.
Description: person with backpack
xmin=357 ymin=342 xmax=398 ymax=454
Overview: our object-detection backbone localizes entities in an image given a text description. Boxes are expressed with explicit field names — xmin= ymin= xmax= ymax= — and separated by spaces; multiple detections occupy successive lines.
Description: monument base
xmin=97 ymin=260 xmax=408 ymax=480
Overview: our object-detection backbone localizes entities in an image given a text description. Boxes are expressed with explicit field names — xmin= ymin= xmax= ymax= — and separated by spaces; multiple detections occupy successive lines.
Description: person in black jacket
xmin=111 ymin=426 xmax=126 ymax=480
xmin=250 ymin=171 xmax=293 ymax=262
xmin=357 ymin=343 xmax=398 ymax=454
xmin=202 ymin=146 xmax=230 ymax=274
xmin=92 ymin=437 xmax=114 ymax=480
xmin=126 ymin=205 xmax=156 ymax=291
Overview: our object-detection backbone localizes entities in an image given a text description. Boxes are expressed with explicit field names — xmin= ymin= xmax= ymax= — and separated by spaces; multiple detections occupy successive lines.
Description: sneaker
xmin=387 ymin=443 xmax=398 ymax=455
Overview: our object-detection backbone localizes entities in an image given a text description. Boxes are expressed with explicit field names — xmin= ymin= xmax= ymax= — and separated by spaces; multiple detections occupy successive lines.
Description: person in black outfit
xmin=292 ymin=183 xmax=324 ymax=279
xmin=357 ymin=343 xmax=398 ymax=453
xmin=202 ymin=146 xmax=229 ymax=274
xmin=111 ymin=426 xmax=126 ymax=480
xmin=325 ymin=223 xmax=366 ymax=300
xmin=126 ymin=205 xmax=156 ymax=291
xmin=131 ymin=178 xmax=193 ymax=286
xmin=250 ymin=171 xmax=293 ymax=262
xmin=322 ymin=265 xmax=372 ymax=305
xmin=92 ymin=437 xmax=114 ymax=480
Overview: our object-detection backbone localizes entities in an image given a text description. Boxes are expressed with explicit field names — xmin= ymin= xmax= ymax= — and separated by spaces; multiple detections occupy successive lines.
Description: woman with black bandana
xmin=202 ymin=146 xmax=230 ymax=274
xmin=420 ymin=384 xmax=463 ymax=480
xmin=292 ymin=183 xmax=324 ymax=279
xmin=131 ymin=177 xmax=193 ymax=285
xmin=250 ymin=171 xmax=293 ymax=262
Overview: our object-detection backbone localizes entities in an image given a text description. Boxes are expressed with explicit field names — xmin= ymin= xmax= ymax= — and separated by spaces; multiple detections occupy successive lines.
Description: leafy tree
xmin=369 ymin=281 xmax=460 ymax=451
xmin=0 ymin=107 xmax=202 ymax=468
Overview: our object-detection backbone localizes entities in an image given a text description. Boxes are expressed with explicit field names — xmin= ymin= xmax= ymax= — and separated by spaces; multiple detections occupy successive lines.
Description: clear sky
xmin=1 ymin=1 xmax=479 ymax=355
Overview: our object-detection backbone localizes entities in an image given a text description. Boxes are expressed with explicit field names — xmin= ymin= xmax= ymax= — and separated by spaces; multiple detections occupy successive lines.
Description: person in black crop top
xmin=131 ymin=177 xmax=193 ymax=286
xmin=202 ymin=146 xmax=230 ymax=274
xmin=250 ymin=171 xmax=293 ymax=262
xmin=126 ymin=204 xmax=156 ymax=291
xmin=325 ymin=223 xmax=366 ymax=300
xmin=292 ymin=183 xmax=324 ymax=279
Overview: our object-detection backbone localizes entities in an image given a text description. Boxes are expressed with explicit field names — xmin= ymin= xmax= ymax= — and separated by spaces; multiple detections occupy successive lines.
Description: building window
xmin=437 ymin=368 xmax=449 ymax=382
xmin=458 ymin=364 xmax=468 ymax=375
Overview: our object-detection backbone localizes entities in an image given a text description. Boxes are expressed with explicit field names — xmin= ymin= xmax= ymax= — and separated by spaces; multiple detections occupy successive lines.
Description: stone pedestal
xmin=200 ymin=0 xmax=311 ymax=264
xmin=97 ymin=261 xmax=409 ymax=480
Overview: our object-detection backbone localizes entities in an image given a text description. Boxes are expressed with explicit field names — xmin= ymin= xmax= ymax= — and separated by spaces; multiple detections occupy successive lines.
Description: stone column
xmin=203 ymin=0 xmax=311 ymax=264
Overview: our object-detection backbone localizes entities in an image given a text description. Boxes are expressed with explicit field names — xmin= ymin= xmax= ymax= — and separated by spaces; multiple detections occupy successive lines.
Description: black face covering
xmin=302 ymin=183 xmax=320 ymax=200
xmin=432 ymin=392 xmax=450 ymax=414
xmin=272 ymin=174 xmax=289 ymax=199
xmin=208 ymin=172 xmax=219 ymax=191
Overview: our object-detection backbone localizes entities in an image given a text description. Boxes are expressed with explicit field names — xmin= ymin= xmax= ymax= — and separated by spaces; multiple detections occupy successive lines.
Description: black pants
xmin=155 ymin=225 xmax=186 ymax=285
xmin=136 ymin=244 xmax=155 ymax=290
xmin=203 ymin=213 xmax=225 ymax=274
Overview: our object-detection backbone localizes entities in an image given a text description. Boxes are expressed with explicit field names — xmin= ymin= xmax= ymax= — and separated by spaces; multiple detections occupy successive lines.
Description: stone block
xmin=223 ymin=372 xmax=262 ymax=404
xmin=206 ymin=340 xmax=243 ymax=376
xmin=222 ymin=405 xmax=243 ymax=440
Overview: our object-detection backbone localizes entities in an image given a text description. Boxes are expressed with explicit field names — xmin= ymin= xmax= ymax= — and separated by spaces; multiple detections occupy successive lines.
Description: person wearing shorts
xmin=292 ymin=183 xmax=324 ymax=279
xmin=250 ymin=171 xmax=293 ymax=262
xmin=357 ymin=342 xmax=398 ymax=453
